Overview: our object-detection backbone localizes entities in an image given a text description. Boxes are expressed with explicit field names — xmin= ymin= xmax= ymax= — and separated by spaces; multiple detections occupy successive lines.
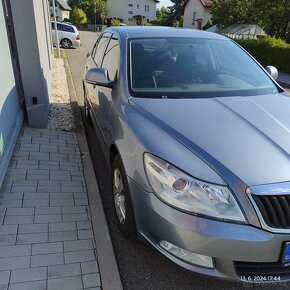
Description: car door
xmin=98 ymin=33 xmax=121 ymax=148
xmin=85 ymin=32 xmax=113 ymax=151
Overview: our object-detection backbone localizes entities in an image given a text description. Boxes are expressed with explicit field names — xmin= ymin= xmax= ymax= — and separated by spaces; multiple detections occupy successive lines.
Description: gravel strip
xmin=48 ymin=58 xmax=75 ymax=132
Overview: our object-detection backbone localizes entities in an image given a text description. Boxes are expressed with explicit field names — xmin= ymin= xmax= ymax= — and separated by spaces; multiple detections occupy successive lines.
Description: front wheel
xmin=111 ymin=154 xmax=136 ymax=240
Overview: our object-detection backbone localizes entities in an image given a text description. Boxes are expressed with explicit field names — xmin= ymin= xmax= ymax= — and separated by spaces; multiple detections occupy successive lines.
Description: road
xmin=65 ymin=31 xmax=289 ymax=290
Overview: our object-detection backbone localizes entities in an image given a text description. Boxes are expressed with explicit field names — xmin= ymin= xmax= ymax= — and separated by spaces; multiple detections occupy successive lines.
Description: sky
xmin=157 ymin=0 xmax=173 ymax=8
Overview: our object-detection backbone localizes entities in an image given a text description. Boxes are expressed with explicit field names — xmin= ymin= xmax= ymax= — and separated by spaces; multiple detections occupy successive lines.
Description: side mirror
xmin=265 ymin=66 xmax=278 ymax=80
xmin=85 ymin=67 xmax=114 ymax=88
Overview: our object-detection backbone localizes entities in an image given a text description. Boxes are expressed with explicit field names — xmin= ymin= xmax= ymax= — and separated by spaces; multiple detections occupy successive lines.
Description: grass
xmin=53 ymin=48 xmax=65 ymax=58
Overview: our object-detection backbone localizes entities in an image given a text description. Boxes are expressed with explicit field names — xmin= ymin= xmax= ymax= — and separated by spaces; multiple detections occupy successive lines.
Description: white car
xmin=51 ymin=22 xmax=81 ymax=49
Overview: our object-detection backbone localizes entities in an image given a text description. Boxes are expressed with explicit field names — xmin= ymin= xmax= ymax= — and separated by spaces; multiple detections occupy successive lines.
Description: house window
xmin=145 ymin=5 xmax=149 ymax=12
xmin=192 ymin=12 xmax=196 ymax=24
xmin=128 ymin=11 xmax=133 ymax=14
xmin=128 ymin=18 xmax=133 ymax=21
xmin=128 ymin=4 xmax=133 ymax=7
xmin=137 ymin=4 xmax=139 ymax=9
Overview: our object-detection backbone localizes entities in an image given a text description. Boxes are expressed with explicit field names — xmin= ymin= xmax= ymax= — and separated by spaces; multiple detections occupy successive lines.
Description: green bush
xmin=234 ymin=37 xmax=290 ymax=73
xmin=111 ymin=18 xmax=120 ymax=26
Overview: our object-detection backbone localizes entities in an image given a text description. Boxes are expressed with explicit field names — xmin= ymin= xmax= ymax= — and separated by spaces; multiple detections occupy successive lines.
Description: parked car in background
xmin=83 ymin=26 xmax=290 ymax=282
xmin=51 ymin=21 xmax=81 ymax=49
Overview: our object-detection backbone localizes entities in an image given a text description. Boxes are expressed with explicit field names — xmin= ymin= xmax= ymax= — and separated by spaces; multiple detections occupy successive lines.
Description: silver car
xmin=83 ymin=27 xmax=290 ymax=283
xmin=51 ymin=22 xmax=81 ymax=49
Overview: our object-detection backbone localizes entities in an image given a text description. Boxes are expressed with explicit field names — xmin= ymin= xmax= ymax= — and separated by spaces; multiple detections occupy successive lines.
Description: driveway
xmin=66 ymin=30 xmax=290 ymax=290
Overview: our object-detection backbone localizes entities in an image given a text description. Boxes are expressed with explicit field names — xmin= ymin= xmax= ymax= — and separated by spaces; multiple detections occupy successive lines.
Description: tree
xmin=155 ymin=6 xmax=171 ymax=26
xmin=211 ymin=0 xmax=290 ymax=42
xmin=70 ymin=8 xmax=87 ymax=26
xmin=67 ymin=0 xmax=107 ymax=24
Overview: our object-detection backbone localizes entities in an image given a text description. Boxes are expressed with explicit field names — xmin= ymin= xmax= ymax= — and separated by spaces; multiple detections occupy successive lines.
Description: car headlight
xmin=144 ymin=153 xmax=245 ymax=222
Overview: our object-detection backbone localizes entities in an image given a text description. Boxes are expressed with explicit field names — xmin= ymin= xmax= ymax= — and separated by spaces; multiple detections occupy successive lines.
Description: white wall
xmin=0 ymin=1 xmax=23 ymax=187
xmin=183 ymin=0 xmax=211 ymax=29
xmin=107 ymin=0 xmax=157 ymax=25
xmin=10 ymin=0 xmax=53 ymax=127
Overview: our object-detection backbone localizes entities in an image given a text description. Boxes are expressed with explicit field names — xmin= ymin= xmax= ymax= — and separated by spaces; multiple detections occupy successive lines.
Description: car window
xmin=62 ymin=25 xmax=74 ymax=33
xmin=129 ymin=37 xmax=279 ymax=98
xmin=94 ymin=32 xmax=111 ymax=67
xmin=51 ymin=23 xmax=63 ymax=31
xmin=102 ymin=35 xmax=120 ymax=81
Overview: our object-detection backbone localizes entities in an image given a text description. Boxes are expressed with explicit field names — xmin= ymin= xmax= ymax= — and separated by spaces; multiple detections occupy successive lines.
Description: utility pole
xmin=52 ymin=0 xmax=60 ymax=58
xmin=94 ymin=2 xmax=97 ymax=32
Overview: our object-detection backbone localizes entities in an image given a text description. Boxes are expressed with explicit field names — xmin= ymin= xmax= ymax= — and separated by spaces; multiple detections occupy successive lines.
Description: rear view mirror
xmin=265 ymin=66 xmax=278 ymax=80
xmin=85 ymin=67 xmax=114 ymax=88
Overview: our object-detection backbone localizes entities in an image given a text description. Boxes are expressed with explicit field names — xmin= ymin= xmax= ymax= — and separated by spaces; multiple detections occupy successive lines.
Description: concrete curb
xmin=63 ymin=56 xmax=123 ymax=290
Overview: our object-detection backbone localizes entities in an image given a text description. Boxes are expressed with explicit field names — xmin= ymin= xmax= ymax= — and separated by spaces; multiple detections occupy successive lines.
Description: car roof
xmin=106 ymin=26 xmax=227 ymax=40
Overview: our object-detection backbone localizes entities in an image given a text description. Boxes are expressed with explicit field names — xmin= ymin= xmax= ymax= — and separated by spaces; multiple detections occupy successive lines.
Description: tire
xmin=60 ymin=38 xmax=72 ymax=49
xmin=84 ymin=89 xmax=93 ymax=126
xmin=111 ymin=154 xmax=136 ymax=240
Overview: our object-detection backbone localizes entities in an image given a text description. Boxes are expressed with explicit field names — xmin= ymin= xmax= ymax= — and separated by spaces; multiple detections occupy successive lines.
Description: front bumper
xmin=128 ymin=177 xmax=290 ymax=282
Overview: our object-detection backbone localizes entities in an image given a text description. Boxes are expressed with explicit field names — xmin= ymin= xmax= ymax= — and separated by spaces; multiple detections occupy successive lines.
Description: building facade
xmin=50 ymin=0 xmax=72 ymax=22
xmin=107 ymin=0 xmax=158 ymax=25
xmin=183 ymin=0 xmax=212 ymax=30
xmin=0 ymin=0 xmax=53 ymax=188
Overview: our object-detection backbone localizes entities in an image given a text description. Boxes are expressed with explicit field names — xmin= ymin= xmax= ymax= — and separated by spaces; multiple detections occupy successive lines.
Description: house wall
xmin=183 ymin=0 xmax=211 ymax=29
xmin=10 ymin=0 xmax=53 ymax=127
xmin=0 ymin=1 xmax=23 ymax=187
xmin=107 ymin=0 xmax=157 ymax=25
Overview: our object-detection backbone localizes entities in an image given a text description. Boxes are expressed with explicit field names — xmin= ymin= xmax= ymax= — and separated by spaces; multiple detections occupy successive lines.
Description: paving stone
xmin=27 ymin=169 xmax=49 ymax=175
xmin=63 ymin=214 xmax=88 ymax=222
xmin=49 ymin=231 xmax=78 ymax=242
xmin=8 ymin=280 xmax=46 ymax=290
xmin=73 ymin=193 xmax=88 ymax=199
xmin=38 ymin=186 xmax=61 ymax=193
xmin=0 ymin=193 xmax=23 ymax=203
xmin=29 ymin=152 xmax=49 ymax=161
xmin=47 ymin=276 xmax=82 ymax=290
xmin=50 ymin=193 xmax=73 ymax=199
xmin=50 ymin=175 xmax=71 ymax=181
xmin=23 ymin=193 xmax=49 ymax=200
xmin=0 ymin=256 xmax=30 ymax=270
xmin=4 ymin=215 xmax=34 ymax=225
xmin=62 ymin=186 xmax=84 ymax=193
xmin=32 ymin=242 xmax=63 ymax=255
xmin=81 ymin=261 xmax=99 ymax=275
xmin=62 ymin=206 xmax=86 ymax=214
xmin=31 ymin=253 xmax=63 ymax=267
xmin=74 ymin=199 xmax=89 ymax=206
xmin=64 ymin=250 xmax=95 ymax=264
xmin=6 ymin=208 xmax=34 ymax=216
xmin=16 ymin=233 xmax=48 ymax=244
xmin=35 ymin=206 xmax=61 ymax=215
xmin=0 ymin=225 xmax=18 ymax=235
xmin=0 ymin=200 xmax=22 ymax=208
xmin=48 ymin=263 xmax=81 ymax=279
xmin=50 ymin=199 xmax=74 ymax=206
xmin=23 ymin=200 xmax=49 ymax=207
xmin=0 ymin=235 xmax=16 ymax=246
xmin=10 ymin=267 xmax=47 ymax=283
xmin=82 ymin=273 xmax=101 ymax=288
xmin=61 ymin=181 xmax=83 ymax=187
xmin=18 ymin=224 xmax=48 ymax=234
xmin=26 ymin=174 xmax=49 ymax=181
xmin=34 ymin=214 xmax=62 ymax=224
xmin=49 ymin=222 xmax=76 ymax=232
xmin=78 ymin=230 xmax=94 ymax=240
xmin=0 ymin=245 xmax=31 ymax=258
xmin=0 ymin=271 xmax=10 ymax=285
xmin=77 ymin=221 xmax=92 ymax=230
xmin=64 ymin=240 xmax=93 ymax=252
xmin=0 ymin=208 xmax=6 ymax=215
xmin=49 ymin=170 xmax=70 ymax=176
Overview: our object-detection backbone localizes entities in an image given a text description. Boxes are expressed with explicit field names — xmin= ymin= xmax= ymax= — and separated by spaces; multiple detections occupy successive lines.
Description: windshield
xmin=129 ymin=38 xmax=279 ymax=98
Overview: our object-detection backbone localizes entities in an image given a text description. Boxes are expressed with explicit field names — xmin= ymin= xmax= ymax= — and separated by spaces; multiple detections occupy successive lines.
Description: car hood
xmin=130 ymin=93 xmax=290 ymax=186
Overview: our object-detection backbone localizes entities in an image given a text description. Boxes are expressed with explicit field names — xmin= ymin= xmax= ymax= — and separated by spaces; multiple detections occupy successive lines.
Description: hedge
xmin=234 ymin=37 xmax=290 ymax=74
